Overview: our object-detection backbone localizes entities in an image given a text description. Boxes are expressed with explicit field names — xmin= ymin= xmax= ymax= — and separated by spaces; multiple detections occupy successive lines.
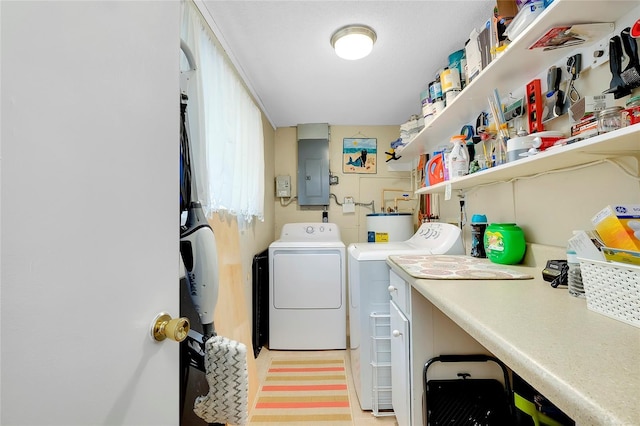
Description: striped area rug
xmin=248 ymin=357 xmax=353 ymax=425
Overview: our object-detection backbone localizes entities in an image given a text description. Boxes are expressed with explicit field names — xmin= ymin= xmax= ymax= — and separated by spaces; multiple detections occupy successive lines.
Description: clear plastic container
xmin=566 ymin=249 xmax=585 ymax=298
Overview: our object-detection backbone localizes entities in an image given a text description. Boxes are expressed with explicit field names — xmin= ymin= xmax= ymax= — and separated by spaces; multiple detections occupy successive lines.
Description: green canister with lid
xmin=483 ymin=223 xmax=526 ymax=264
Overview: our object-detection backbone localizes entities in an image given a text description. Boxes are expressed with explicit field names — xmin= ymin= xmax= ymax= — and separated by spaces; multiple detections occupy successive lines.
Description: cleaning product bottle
xmin=448 ymin=135 xmax=470 ymax=180
xmin=470 ymin=214 xmax=488 ymax=258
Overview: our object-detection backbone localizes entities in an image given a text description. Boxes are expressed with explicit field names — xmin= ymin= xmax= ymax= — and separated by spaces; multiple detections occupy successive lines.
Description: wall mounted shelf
xmin=416 ymin=124 xmax=639 ymax=195
xmin=397 ymin=0 xmax=639 ymax=161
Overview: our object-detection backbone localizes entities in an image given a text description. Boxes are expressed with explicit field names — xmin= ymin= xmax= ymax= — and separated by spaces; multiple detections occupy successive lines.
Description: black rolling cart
xmin=423 ymin=354 xmax=515 ymax=425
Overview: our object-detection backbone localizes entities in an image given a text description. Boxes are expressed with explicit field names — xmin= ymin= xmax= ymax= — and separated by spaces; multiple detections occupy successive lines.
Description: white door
xmin=390 ymin=301 xmax=411 ymax=426
xmin=1 ymin=1 xmax=181 ymax=425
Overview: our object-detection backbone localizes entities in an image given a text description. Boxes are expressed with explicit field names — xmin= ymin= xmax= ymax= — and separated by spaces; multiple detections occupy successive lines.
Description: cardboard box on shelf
xmin=592 ymin=204 xmax=640 ymax=251
xmin=492 ymin=0 xmax=519 ymax=49
xmin=495 ymin=0 xmax=518 ymax=17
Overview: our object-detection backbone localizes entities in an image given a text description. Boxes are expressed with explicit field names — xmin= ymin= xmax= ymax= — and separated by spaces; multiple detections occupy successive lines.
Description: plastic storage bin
xmin=578 ymin=258 xmax=640 ymax=328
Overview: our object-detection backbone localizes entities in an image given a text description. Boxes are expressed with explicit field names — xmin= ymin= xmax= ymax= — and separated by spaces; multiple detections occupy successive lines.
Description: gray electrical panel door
xmin=297 ymin=138 xmax=329 ymax=206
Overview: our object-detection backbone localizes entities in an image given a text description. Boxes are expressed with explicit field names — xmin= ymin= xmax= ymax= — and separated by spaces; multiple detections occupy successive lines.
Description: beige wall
xmin=273 ymin=125 xmax=413 ymax=246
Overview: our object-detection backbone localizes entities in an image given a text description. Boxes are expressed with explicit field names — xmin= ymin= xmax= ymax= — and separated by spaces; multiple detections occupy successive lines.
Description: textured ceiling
xmin=200 ymin=1 xmax=495 ymax=128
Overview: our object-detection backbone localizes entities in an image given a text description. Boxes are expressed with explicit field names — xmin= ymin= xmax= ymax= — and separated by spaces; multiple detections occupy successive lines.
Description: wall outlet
xmin=344 ymin=196 xmax=354 ymax=204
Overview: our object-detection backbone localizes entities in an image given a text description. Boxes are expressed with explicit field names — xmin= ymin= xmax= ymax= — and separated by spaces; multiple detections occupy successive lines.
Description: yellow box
xmin=591 ymin=205 xmax=640 ymax=251
xmin=601 ymin=247 xmax=640 ymax=266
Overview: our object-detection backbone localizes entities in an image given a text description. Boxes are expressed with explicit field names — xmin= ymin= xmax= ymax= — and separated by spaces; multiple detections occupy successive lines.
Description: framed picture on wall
xmin=343 ymin=138 xmax=377 ymax=174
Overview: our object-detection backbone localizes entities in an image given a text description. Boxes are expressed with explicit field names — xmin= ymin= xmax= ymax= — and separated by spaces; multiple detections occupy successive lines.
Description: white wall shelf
xmin=397 ymin=0 xmax=639 ymax=161
xmin=416 ymin=123 xmax=640 ymax=195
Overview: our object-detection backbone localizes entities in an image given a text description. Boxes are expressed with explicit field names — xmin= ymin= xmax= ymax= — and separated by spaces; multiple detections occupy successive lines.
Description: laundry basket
xmin=423 ymin=354 xmax=514 ymax=425
xmin=579 ymin=258 xmax=640 ymax=328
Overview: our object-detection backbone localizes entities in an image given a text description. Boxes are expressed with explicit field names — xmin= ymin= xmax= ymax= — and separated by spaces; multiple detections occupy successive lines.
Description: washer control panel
xmin=407 ymin=222 xmax=464 ymax=251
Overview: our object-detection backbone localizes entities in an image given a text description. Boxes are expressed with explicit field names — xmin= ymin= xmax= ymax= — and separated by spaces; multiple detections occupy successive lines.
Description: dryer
xmin=269 ymin=222 xmax=346 ymax=350
xmin=347 ymin=222 xmax=464 ymax=411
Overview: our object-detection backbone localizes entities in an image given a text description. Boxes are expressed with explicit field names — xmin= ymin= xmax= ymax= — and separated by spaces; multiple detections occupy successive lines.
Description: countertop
xmin=387 ymin=251 xmax=640 ymax=426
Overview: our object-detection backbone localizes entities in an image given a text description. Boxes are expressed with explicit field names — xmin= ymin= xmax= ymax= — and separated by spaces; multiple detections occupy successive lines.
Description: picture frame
xmin=343 ymin=137 xmax=377 ymax=174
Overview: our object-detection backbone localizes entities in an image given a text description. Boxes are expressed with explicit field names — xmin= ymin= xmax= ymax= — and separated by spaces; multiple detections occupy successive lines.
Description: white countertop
xmin=387 ymin=253 xmax=640 ymax=426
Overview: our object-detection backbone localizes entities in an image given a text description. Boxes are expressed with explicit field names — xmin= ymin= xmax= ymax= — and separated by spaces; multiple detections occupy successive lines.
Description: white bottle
xmin=448 ymin=135 xmax=470 ymax=180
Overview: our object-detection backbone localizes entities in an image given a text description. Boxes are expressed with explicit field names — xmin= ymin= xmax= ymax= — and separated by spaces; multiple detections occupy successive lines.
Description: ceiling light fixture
xmin=330 ymin=25 xmax=377 ymax=60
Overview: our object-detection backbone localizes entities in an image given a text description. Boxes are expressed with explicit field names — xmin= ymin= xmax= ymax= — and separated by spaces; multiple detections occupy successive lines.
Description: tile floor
xmin=253 ymin=348 xmax=399 ymax=426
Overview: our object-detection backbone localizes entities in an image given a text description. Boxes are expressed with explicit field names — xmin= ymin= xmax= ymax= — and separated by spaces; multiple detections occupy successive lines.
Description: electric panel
xmin=297 ymin=138 xmax=329 ymax=206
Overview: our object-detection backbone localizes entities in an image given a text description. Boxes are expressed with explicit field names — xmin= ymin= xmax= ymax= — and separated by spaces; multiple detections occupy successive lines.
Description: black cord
xmin=550 ymin=264 xmax=568 ymax=288
xmin=180 ymin=94 xmax=193 ymax=213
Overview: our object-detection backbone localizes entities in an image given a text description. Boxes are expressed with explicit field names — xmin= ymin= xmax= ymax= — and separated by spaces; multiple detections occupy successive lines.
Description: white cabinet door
xmin=391 ymin=300 xmax=411 ymax=426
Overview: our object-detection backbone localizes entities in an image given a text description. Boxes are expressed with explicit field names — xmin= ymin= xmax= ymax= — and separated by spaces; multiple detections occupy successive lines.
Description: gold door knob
xmin=151 ymin=312 xmax=190 ymax=342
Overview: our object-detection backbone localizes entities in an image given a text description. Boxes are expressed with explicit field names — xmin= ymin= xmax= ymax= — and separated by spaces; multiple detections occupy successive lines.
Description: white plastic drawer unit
xmin=389 ymin=269 xmax=410 ymax=315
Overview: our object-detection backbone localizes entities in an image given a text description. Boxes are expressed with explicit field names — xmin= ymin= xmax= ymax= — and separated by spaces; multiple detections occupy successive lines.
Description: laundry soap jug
xmin=447 ymin=135 xmax=470 ymax=180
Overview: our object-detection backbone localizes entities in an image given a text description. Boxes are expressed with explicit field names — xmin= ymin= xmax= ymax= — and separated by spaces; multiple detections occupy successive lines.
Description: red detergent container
xmin=626 ymin=95 xmax=640 ymax=126
xmin=427 ymin=153 xmax=446 ymax=185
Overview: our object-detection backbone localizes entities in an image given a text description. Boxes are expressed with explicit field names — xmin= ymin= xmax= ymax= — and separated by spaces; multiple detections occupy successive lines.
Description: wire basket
xmin=579 ymin=258 xmax=640 ymax=328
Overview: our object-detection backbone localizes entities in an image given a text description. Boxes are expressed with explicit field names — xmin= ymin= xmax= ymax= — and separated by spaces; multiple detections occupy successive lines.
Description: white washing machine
xmin=269 ymin=222 xmax=346 ymax=350
xmin=347 ymin=222 xmax=464 ymax=411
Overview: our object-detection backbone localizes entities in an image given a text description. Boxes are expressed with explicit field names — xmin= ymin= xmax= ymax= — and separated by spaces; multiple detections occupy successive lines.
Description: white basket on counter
xmin=578 ymin=258 xmax=640 ymax=328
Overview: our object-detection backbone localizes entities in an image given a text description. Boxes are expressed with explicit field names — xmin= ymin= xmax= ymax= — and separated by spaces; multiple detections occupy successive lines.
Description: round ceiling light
xmin=330 ymin=25 xmax=377 ymax=60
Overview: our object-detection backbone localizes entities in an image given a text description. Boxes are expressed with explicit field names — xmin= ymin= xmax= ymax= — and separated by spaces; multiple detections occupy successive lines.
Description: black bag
xmin=424 ymin=354 xmax=514 ymax=425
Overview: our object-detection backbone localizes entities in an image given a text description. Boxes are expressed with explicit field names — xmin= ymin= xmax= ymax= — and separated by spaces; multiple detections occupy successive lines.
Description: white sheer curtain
xmin=181 ymin=1 xmax=264 ymax=222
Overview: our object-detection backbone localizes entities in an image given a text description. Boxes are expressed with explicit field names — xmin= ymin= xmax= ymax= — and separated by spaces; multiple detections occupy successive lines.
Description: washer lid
xmin=348 ymin=242 xmax=430 ymax=260
xmin=348 ymin=222 xmax=464 ymax=260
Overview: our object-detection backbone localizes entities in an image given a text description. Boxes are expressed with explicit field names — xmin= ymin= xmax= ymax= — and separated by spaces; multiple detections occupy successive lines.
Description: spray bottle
xmin=447 ymin=134 xmax=470 ymax=180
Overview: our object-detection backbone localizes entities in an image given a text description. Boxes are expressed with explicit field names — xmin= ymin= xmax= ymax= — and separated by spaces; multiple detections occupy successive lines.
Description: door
xmin=1 ymin=1 xmax=181 ymax=425
xmin=390 ymin=301 xmax=411 ymax=426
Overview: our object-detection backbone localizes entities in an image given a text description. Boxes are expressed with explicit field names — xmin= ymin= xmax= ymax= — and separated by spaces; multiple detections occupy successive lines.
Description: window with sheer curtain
xmin=181 ymin=0 xmax=264 ymax=223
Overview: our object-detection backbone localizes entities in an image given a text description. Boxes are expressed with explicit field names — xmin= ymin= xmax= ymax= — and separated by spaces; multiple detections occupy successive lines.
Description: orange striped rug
xmin=248 ymin=357 xmax=353 ymax=425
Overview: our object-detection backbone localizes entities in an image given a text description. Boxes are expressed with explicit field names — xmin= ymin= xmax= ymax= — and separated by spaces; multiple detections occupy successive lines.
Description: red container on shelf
xmin=625 ymin=95 xmax=640 ymax=126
